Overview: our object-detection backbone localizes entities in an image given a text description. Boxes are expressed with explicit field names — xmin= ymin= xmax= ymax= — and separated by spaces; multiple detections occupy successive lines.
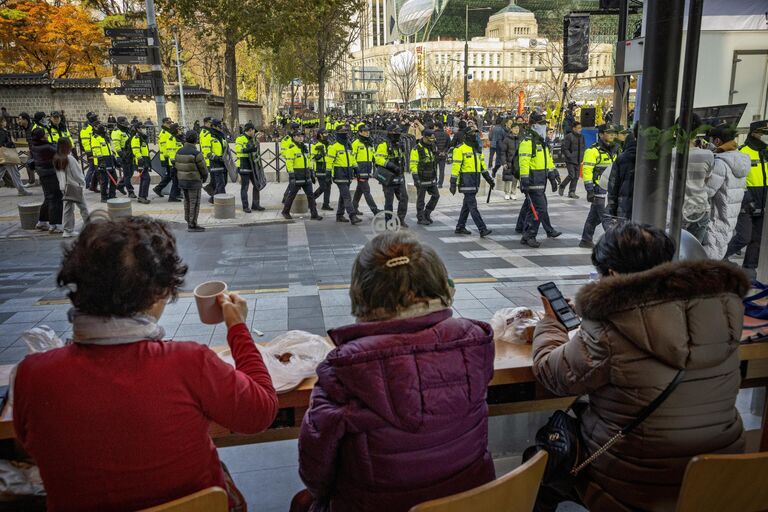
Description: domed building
xmin=485 ymin=0 xmax=539 ymax=40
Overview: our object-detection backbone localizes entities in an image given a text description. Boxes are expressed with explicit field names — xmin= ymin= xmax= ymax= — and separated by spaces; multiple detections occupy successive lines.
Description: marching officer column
xmin=281 ymin=129 xmax=323 ymax=221
xmin=579 ymin=124 xmax=618 ymax=249
xmin=350 ymin=124 xmax=380 ymax=215
xmin=450 ymin=127 xmax=493 ymax=237
xmin=410 ymin=129 xmax=440 ymax=225
xmin=236 ymin=123 xmax=264 ymax=213
xmin=129 ymin=123 xmax=152 ymax=204
xmin=517 ymin=113 xmax=561 ymax=248
xmin=328 ymin=125 xmax=362 ymax=225
xmin=311 ymin=129 xmax=334 ymax=211
xmin=374 ymin=124 xmax=409 ymax=227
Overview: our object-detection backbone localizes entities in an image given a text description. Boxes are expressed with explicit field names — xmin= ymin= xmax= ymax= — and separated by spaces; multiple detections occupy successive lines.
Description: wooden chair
xmin=409 ymin=451 xmax=548 ymax=512
xmin=676 ymin=452 xmax=768 ymax=512
xmin=140 ymin=486 xmax=228 ymax=512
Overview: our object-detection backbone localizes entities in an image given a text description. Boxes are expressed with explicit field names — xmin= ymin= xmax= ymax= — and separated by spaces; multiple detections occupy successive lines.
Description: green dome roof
xmin=494 ymin=0 xmax=531 ymax=15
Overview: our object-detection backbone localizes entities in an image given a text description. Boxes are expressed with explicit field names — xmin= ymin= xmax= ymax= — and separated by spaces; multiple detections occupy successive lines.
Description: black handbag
xmin=525 ymin=369 xmax=686 ymax=494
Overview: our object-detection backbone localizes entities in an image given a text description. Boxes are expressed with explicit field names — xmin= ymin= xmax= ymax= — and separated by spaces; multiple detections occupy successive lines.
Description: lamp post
xmin=464 ymin=6 xmax=492 ymax=108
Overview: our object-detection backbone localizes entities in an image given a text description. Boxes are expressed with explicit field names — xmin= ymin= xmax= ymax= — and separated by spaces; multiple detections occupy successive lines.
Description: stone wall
xmin=0 ymin=85 xmax=263 ymax=128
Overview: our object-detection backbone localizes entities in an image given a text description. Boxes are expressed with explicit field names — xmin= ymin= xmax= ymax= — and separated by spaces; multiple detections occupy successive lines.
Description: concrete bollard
xmin=107 ymin=198 xmax=132 ymax=219
xmin=213 ymin=193 xmax=236 ymax=219
xmin=18 ymin=202 xmax=42 ymax=230
xmin=290 ymin=193 xmax=309 ymax=214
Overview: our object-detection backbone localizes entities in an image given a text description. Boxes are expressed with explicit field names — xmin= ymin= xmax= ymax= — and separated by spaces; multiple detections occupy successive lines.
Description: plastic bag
xmin=220 ymin=330 xmax=331 ymax=393
xmin=490 ymin=307 xmax=542 ymax=344
xmin=20 ymin=326 xmax=64 ymax=354
xmin=0 ymin=460 xmax=46 ymax=503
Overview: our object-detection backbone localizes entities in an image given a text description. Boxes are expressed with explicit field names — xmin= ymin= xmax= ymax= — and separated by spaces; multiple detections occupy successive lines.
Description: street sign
xmin=105 ymin=28 xmax=149 ymax=38
xmin=109 ymin=55 xmax=149 ymax=65
xmin=121 ymin=79 xmax=154 ymax=88
xmin=109 ymin=47 xmax=148 ymax=57
xmin=115 ymin=86 xmax=154 ymax=96
xmin=111 ymin=38 xmax=147 ymax=48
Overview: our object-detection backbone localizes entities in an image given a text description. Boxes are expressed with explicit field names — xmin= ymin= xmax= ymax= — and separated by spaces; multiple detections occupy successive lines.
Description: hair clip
xmin=385 ymin=256 xmax=410 ymax=268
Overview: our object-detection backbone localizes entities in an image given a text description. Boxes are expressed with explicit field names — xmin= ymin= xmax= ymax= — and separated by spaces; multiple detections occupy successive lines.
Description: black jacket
xmin=433 ymin=129 xmax=451 ymax=160
xmin=498 ymin=133 xmax=522 ymax=180
xmin=562 ymin=131 xmax=586 ymax=165
xmin=0 ymin=128 xmax=15 ymax=148
xmin=607 ymin=133 xmax=636 ymax=218
xmin=30 ymin=141 xmax=57 ymax=177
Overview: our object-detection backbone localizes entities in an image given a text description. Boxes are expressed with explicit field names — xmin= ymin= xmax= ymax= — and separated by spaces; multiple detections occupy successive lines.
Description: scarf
xmin=70 ymin=308 xmax=165 ymax=345
xmin=715 ymin=140 xmax=739 ymax=153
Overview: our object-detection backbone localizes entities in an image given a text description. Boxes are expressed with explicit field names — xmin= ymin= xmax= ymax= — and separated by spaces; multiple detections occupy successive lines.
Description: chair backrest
xmin=409 ymin=451 xmax=548 ymax=512
xmin=676 ymin=452 xmax=768 ymax=512
xmin=139 ymin=486 xmax=228 ymax=512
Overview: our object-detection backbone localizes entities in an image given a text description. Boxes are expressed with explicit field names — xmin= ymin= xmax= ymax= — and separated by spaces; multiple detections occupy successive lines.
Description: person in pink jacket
xmin=294 ymin=231 xmax=496 ymax=512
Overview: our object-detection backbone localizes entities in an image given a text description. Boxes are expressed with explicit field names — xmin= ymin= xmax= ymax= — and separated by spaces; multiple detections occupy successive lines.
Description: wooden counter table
xmin=2 ymin=338 xmax=768 ymax=450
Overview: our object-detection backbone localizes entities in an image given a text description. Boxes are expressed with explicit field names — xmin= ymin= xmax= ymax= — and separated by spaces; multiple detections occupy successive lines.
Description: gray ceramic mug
xmin=194 ymin=281 xmax=228 ymax=324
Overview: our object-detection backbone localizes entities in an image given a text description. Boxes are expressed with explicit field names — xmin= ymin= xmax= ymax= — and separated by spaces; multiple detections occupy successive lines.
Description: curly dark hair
xmin=57 ymin=217 xmax=188 ymax=317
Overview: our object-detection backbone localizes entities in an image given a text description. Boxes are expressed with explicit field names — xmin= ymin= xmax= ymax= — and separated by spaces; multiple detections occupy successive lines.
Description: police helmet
xmin=86 ymin=112 xmax=98 ymax=123
xmin=33 ymin=111 xmax=46 ymax=123
xmin=116 ymin=116 xmax=129 ymax=128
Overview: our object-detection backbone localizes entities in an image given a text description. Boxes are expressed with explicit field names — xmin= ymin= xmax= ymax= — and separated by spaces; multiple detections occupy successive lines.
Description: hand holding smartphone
xmin=537 ymin=282 xmax=581 ymax=331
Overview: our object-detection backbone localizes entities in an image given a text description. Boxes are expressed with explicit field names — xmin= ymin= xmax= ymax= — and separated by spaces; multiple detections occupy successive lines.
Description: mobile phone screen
xmin=537 ymin=282 xmax=581 ymax=331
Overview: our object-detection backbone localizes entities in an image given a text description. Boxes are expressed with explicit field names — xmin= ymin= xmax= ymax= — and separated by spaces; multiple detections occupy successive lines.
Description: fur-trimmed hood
xmin=575 ymin=260 xmax=750 ymax=369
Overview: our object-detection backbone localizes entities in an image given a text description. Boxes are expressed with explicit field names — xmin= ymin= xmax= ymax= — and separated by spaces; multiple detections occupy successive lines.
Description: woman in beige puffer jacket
xmin=532 ymin=223 xmax=749 ymax=512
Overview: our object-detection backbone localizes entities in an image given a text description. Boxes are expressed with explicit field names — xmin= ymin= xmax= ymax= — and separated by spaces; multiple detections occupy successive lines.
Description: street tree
xmin=388 ymin=50 xmax=418 ymax=109
xmin=0 ymin=1 xmax=108 ymax=78
xmin=425 ymin=59 xmax=457 ymax=108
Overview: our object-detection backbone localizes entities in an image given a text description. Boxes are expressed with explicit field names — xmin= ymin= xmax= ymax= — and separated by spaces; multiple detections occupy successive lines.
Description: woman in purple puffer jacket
xmin=294 ymin=231 xmax=496 ymax=512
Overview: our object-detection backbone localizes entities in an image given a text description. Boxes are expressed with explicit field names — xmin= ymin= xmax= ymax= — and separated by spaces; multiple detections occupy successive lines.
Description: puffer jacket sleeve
xmin=705 ymin=157 xmax=726 ymax=199
xmin=531 ymin=316 xmax=612 ymax=396
xmin=298 ymin=382 xmax=347 ymax=502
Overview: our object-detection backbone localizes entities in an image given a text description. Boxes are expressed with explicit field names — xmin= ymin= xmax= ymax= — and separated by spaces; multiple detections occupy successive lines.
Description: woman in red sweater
xmin=13 ymin=216 xmax=278 ymax=512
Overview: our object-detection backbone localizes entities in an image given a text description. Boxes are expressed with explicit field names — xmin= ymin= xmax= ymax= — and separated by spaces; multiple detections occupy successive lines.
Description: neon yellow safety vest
xmin=130 ymin=135 xmax=149 ymax=165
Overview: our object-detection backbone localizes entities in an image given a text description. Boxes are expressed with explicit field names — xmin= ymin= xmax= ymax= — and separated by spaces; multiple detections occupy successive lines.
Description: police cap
xmin=33 ymin=111 xmax=46 ymax=123
xmin=598 ymin=124 xmax=619 ymax=134
xmin=749 ymin=120 xmax=768 ymax=134
xmin=529 ymin=112 xmax=546 ymax=125
xmin=211 ymin=118 xmax=222 ymax=127
xmin=244 ymin=122 xmax=255 ymax=132
xmin=50 ymin=111 xmax=61 ymax=118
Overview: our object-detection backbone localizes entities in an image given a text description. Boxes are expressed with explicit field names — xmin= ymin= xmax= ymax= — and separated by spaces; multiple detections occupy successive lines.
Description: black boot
xmin=336 ymin=216 xmax=349 ymax=223
xmin=281 ymin=211 xmax=293 ymax=219
xmin=153 ymin=186 xmax=164 ymax=198
xmin=350 ymin=214 xmax=362 ymax=225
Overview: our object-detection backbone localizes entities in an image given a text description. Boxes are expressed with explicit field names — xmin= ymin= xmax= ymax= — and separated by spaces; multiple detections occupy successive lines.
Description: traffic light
xmin=464 ymin=90 xmax=470 ymax=104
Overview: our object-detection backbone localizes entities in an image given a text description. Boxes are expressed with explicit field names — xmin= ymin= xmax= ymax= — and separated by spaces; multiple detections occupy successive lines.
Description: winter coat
xmin=489 ymin=124 xmax=506 ymax=149
xmin=533 ymin=260 xmax=748 ymax=512
xmin=175 ymin=143 xmax=208 ymax=189
xmin=703 ymin=143 xmax=750 ymax=259
xmin=0 ymin=127 xmax=15 ymax=148
xmin=433 ymin=129 xmax=451 ymax=161
xmin=668 ymin=147 xmax=714 ymax=224
xmin=606 ymin=133 xmax=636 ymax=218
xmin=498 ymin=133 xmax=522 ymax=180
xmin=562 ymin=130 xmax=586 ymax=165
xmin=30 ymin=140 xmax=57 ymax=177
xmin=298 ymin=309 xmax=496 ymax=512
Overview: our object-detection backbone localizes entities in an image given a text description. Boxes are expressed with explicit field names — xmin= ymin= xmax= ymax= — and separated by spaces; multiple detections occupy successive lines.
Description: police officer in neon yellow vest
xmin=328 ymin=125 xmax=362 ymax=224
xmin=235 ymin=123 xmax=264 ymax=213
xmin=450 ymin=127 xmax=493 ymax=237
xmin=579 ymin=124 xmax=618 ymax=249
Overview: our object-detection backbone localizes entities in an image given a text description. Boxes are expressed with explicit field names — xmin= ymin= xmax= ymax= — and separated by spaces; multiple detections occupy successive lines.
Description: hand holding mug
xmin=218 ymin=292 xmax=248 ymax=329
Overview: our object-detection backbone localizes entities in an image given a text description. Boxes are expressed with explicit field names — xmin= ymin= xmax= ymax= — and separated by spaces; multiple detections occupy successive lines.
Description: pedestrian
xmin=374 ymin=124 xmax=409 ymax=228
xmin=488 ymin=117 xmax=506 ymax=170
xmin=559 ymin=121 xmax=585 ymax=198
xmin=579 ymin=124 xmax=619 ymax=249
xmin=205 ymin=119 xmax=228 ymax=203
xmin=281 ymin=129 xmax=322 ymax=221
xmin=18 ymin=112 xmax=37 ymax=186
xmin=328 ymin=125 xmax=361 ymax=224
xmin=410 ymin=129 xmax=440 ymax=225
xmin=0 ymin=116 xmax=31 ymax=196
xmin=29 ymin=128 xmax=63 ymax=233
xmin=175 ymin=130 xmax=208 ymax=232
xmin=236 ymin=123 xmax=264 ymax=213
xmin=450 ymin=127 xmax=493 ymax=238
xmin=129 ymin=123 xmax=152 ymax=204
xmin=53 ymin=137 xmax=88 ymax=238
xmin=497 ymin=120 xmax=523 ymax=200
xmin=350 ymin=124 xmax=380 ymax=215
xmin=725 ymin=119 xmax=767 ymax=272
xmin=311 ymin=129 xmax=334 ymax=211
xmin=702 ymin=123 xmax=750 ymax=260
xmin=606 ymin=124 xmax=638 ymax=220
xmin=517 ymin=113 xmax=561 ymax=247
xmin=433 ymin=121 xmax=451 ymax=188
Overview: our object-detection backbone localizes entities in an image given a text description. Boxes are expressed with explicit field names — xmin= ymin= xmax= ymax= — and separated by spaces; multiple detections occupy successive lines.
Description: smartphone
xmin=537 ymin=282 xmax=581 ymax=331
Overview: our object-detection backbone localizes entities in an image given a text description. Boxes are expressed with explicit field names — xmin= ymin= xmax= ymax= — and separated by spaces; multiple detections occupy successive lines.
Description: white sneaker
xmin=62 ymin=231 xmax=79 ymax=238
xmin=504 ymin=194 xmax=511 ymax=200
xmin=35 ymin=221 xmax=49 ymax=231
xmin=49 ymin=225 xmax=63 ymax=234
xmin=511 ymin=194 xmax=518 ymax=200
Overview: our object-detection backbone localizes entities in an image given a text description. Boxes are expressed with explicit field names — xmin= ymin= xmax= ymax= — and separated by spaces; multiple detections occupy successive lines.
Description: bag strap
xmin=571 ymin=369 xmax=685 ymax=475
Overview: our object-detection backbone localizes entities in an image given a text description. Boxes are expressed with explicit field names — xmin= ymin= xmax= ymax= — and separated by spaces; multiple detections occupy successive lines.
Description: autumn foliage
xmin=0 ymin=1 xmax=109 ymax=78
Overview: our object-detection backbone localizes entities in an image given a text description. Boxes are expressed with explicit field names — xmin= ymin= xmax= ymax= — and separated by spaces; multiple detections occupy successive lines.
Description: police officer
xmin=311 ymin=129 xmax=334 ymax=210
xmin=281 ymin=129 xmax=323 ymax=221
xmin=450 ymin=127 xmax=493 ymax=237
xmin=17 ymin=112 xmax=37 ymax=186
xmin=517 ymin=113 xmax=561 ymax=248
xmin=48 ymin=111 xmax=71 ymax=143
xmin=164 ymin=123 xmax=183 ymax=202
xmin=350 ymin=124 xmax=380 ymax=215
xmin=579 ymin=124 xmax=618 ymax=249
xmin=129 ymin=122 xmax=152 ymax=204
xmin=328 ymin=125 xmax=362 ymax=224
xmin=236 ymin=122 xmax=264 ymax=212
xmin=725 ymin=119 xmax=767 ymax=271
xmin=91 ymin=123 xmax=120 ymax=202
xmin=205 ymin=119 xmax=228 ymax=202
xmin=78 ymin=112 xmax=99 ymax=192
xmin=153 ymin=117 xmax=175 ymax=198
xmin=110 ymin=117 xmax=131 ymax=196
xmin=199 ymin=116 xmax=212 ymax=167
xmin=375 ymin=124 xmax=409 ymax=227
xmin=410 ymin=129 xmax=440 ymax=225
